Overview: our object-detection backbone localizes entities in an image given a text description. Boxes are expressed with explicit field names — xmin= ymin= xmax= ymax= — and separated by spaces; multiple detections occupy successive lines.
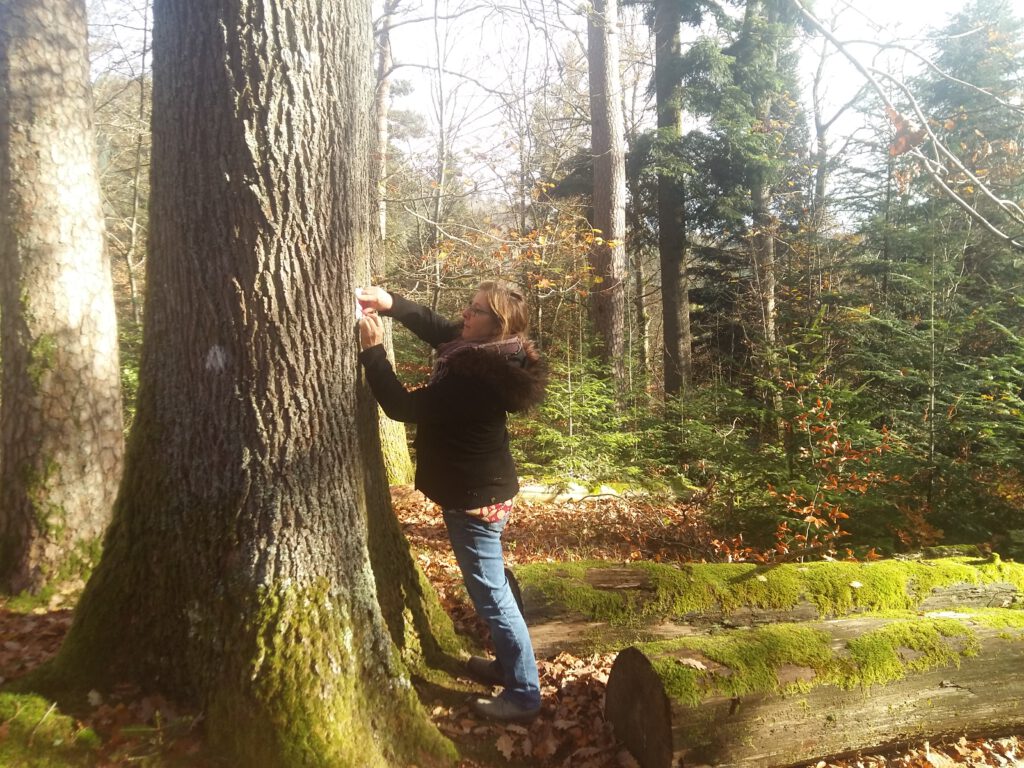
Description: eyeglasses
xmin=466 ymin=304 xmax=494 ymax=316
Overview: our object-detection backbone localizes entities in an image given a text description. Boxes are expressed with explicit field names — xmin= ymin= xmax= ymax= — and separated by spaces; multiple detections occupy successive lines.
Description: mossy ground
xmin=514 ymin=556 xmax=1024 ymax=627
xmin=0 ymin=692 xmax=99 ymax=767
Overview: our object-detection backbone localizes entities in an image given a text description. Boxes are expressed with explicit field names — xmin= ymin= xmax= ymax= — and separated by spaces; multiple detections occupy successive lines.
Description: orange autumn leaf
xmin=885 ymin=105 xmax=927 ymax=156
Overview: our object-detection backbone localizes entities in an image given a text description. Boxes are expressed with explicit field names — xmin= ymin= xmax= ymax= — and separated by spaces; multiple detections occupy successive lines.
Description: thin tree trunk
xmin=429 ymin=0 xmax=447 ymax=313
xmin=123 ymin=1 xmax=150 ymax=326
xmin=370 ymin=0 xmax=414 ymax=486
xmin=0 ymin=0 xmax=124 ymax=594
xmin=625 ymin=179 xmax=649 ymax=376
xmin=739 ymin=0 xmax=782 ymax=437
xmin=48 ymin=2 xmax=453 ymax=765
xmin=654 ymin=0 xmax=692 ymax=397
xmin=373 ymin=0 xmax=397 ymax=242
xmin=587 ymin=0 xmax=627 ymax=395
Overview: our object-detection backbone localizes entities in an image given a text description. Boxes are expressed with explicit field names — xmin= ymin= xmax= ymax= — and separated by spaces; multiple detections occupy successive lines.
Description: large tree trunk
xmin=606 ymin=616 xmax=1024 ymax=768
xmin=587 ymin=0 xmax=627 ymax=394
xmin=654 ymin=0 xmax=693 ymax=397
xmin=46 ymin=2 xmax=453 ymax=766
xmin=0 ymin=0 xmax=124 ymax=594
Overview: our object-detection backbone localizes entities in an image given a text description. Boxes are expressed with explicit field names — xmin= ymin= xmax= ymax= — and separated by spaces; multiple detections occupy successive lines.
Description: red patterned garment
xmin=462 ymin=499 xmax=514 ymax=523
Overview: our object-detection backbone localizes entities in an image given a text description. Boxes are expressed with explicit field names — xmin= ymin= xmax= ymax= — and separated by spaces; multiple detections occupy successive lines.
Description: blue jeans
xmin=443 ymin=509 xmax=541 ymax=709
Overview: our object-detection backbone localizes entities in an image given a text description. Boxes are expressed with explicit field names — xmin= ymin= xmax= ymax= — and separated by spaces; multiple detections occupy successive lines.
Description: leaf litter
xmin=0 ymin=486 xmax=1020 ymax=766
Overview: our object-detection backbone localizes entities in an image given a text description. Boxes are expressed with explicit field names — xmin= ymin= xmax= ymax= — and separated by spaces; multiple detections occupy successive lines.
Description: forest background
xmin=0 ymin=0 xmax=1022 ymax=765
xmin=90 ymin=0 xmax=1024 ymax=560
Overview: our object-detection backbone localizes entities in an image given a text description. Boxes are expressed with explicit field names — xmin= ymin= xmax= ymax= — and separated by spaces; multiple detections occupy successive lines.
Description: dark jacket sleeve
xmin=359 ymin=345 xmax=494 ymax=424
xmin=383 ymin=293 xmax=461 ymax=348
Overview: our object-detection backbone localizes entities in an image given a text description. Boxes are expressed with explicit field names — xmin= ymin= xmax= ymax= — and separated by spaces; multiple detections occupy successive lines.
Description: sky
xmin=382 ymin=0 xmax=976 ymax=195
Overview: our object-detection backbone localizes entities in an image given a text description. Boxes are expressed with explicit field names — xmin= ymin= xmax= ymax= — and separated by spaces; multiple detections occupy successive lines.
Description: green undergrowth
xmin=0 ymin=691 xmax=99 ymax=767
xmin=514 ymin=556 xmax=1024 ymax=627
xmin=641 ymin=614 xmax=1010 ymax=707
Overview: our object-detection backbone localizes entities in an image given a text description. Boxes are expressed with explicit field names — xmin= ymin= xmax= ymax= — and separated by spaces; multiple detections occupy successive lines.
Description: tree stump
xmin=605 ymin=614 xmax=1024 ymax=767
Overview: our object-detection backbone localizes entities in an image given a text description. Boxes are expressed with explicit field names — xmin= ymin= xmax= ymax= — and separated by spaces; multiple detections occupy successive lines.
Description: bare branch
xmin=789 ymin=0 xmax=1024 ymax=252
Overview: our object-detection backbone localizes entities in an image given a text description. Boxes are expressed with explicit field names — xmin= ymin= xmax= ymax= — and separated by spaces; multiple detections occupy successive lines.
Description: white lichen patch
xmin=205 ymin=345 xmax=228 ymax=372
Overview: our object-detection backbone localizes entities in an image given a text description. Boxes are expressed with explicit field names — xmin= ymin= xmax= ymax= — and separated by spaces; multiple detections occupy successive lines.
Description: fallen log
xmin=513 ymin=557 xmax=1024 ymax=656
xmin=604 ymin=612 xmax=1024 ymax=768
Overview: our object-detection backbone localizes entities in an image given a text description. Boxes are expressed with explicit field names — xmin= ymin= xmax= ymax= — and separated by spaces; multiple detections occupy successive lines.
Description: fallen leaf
xmin=495 ymin=732 xmax=516 ymax=761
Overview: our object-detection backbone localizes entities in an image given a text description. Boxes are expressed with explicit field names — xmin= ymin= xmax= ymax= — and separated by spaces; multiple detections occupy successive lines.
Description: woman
xmin=357 ymin=281 xmax=546 ymax=723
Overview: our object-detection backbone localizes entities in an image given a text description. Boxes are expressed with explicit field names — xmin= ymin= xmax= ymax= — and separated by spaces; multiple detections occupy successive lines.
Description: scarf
xmin=429 ymin=335 xmax=525 ymax=384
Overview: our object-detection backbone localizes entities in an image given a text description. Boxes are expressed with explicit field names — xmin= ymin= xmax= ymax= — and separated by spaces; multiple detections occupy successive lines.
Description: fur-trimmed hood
xmin=443 ymin=338 xmax=547 ymax=413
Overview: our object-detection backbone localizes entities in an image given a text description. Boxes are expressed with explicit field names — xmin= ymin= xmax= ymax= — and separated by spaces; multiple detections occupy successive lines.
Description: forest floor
xmin=0 ymin=487 xmax=1022 ymax=767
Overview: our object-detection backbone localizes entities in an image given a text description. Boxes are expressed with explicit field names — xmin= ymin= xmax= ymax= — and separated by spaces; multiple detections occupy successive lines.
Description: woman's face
xmin=461 ymin=290 xmax=500 ymax=341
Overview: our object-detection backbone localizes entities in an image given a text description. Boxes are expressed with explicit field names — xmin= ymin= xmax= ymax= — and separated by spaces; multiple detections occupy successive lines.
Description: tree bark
xmin=0 ymin=0 xmax=124 ymax=594
xmin=587 ymin=0 xmax=627 ymax=394
xmin=47 ymin=1 xmax=453 ymax=765
xmin=654 ymin=0 xmax=692 ymax=397
xmin=606 ymin=616 xmax=1024 ymax=768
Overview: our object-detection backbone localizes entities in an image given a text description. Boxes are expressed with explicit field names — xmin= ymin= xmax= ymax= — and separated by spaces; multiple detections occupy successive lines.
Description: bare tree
xmin=790 ymin=0 xmax=1024 ymax=253
xmin=587 ymin=0 xmax=628 ymax=393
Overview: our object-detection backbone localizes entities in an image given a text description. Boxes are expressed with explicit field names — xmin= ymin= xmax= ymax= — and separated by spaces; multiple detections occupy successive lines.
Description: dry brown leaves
xmin=1 ymin=490 xmax=1021 ymax=767
xmin=392 ymin=487 xmax=1024 ymax=768
xmin=809 ymin=735 xmax=1023 ymax=768
xmin=0 ymin=606 xmax=72 ymax=685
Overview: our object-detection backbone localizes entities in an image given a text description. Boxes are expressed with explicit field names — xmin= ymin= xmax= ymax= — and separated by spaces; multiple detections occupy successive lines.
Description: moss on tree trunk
xmin=28 ymin=1 xmax=456 ymax=765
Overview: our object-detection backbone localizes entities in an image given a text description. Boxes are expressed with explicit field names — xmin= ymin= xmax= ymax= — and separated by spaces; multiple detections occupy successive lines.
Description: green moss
xmin=967 ymin=607 xmax=1024 ymax=632
xmin=647 ymin=624 xmax=834 ymax=707
xmin=842 ymin=619 xmax=978 ymax=688
xmin=4 ymin=534 xmax=101 ymax=610
xmin=635 ymin=614 xmax=1017 ymax=709
xmin=514 ymin=557 xmax=1024 ymax=627
xmin=22 ymin=458 xmax=64 ymax=539
xmin=0 ymin=692 xmax=98 ymax=767
xmin=206 ymin=578 xmax=457 ymax=768
xmin=5 ymin=586 xmax=57 ymax=613
xmin=26 ymin=332 xmax=58 ymax=387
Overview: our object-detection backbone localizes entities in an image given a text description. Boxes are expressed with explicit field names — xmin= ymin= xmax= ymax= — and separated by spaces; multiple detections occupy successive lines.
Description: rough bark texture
xmin=606 ymin=617 xmax=1024 ymax=768
xmin=654 ymin=0 xmax=692 ymax=397
xmin=587 ymin=0 xmax=627 ymax=393
xmin=0 ymin=0 xmax=124 ymax=594
xmin=46 ymin=2 xmax=453 ymax=766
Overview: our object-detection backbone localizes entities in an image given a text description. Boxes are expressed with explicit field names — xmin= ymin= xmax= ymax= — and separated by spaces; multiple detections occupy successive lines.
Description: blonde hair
xmin=477 ymin=280 xmax=529 ymax=339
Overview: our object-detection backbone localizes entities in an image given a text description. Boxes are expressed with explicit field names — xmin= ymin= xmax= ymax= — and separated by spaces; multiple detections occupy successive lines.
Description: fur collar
xmin=444 ymin=339 xmax=547 ymax=412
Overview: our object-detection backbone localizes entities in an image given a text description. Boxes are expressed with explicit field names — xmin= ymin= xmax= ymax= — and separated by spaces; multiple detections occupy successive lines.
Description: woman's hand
xmin=359 ymin=310 xmax=385 ymax=350
xmin=356 ymin=286 xmax=393 ymax=313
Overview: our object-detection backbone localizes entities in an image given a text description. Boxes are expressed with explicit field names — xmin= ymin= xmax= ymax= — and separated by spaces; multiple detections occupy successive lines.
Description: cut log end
xmin=605 ymin=647 xmax=674 ymax=768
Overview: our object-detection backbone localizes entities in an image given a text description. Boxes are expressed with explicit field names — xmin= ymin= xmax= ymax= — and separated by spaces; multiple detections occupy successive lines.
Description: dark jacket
xmin=359 ymin=294 xmax=546 ymax=509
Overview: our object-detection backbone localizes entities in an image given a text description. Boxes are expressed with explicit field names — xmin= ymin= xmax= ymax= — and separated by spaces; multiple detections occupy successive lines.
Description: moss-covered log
xmin=512 ymin=557 xmax=1024 ymax=656
xmin=606 ymin=612 xmax=1024 ymax=768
